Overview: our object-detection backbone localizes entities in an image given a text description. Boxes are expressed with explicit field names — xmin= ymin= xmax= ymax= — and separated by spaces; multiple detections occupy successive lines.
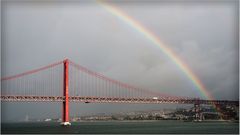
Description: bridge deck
xmin=1 ymin=95 xmax=238 ymax=105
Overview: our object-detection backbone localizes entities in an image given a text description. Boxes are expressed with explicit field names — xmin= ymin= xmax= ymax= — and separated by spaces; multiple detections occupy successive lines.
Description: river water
xmin=1 ymin=121 xmax=239 ymax=134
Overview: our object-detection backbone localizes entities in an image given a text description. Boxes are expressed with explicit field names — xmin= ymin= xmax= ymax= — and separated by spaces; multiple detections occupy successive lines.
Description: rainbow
xmin=97 ymin=1 xmax=213 ymax=100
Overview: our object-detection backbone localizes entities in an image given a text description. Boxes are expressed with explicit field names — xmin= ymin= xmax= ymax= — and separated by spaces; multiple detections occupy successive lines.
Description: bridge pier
xmin=61 ymin=59 xmax=71 ymax=126
xmin=194 ymin=99 xmax=201 ymax=121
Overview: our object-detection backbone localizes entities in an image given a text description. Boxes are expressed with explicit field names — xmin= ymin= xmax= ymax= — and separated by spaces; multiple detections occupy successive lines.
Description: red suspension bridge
xmin=1 ymin=59 xmax=238 ymax=125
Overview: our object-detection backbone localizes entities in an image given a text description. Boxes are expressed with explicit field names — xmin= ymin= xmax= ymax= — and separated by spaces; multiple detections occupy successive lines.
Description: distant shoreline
xmin=2 ymin=119 xmax=239 ymax=124
xmin=77 ymin=119 xmax=239 ymax=123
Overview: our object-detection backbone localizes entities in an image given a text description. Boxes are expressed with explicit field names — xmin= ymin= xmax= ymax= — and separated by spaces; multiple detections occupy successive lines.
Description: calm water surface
xmin=2 ymin=121 xmax=239 ymax=134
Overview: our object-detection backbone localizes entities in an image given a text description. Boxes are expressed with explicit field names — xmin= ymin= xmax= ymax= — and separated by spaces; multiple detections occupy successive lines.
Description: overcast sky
xmin=1 ymin=0 xmax=238 ymax=122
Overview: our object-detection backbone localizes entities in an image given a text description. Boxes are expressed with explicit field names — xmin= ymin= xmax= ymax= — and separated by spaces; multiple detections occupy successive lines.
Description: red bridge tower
xmin=61 ymin=59 xmax=71 ymax=126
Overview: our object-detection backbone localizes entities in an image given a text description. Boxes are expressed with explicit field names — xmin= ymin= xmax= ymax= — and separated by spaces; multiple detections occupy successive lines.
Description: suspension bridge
xmin=1 ymin=59 xmax=238 ymax=125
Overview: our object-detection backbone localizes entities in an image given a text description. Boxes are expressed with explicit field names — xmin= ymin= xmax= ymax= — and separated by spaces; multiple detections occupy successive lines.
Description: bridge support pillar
xmin=194 ymin=101 xmax=201 ymax=121
xmin=61 ymin=59 xmax=71 ymax=126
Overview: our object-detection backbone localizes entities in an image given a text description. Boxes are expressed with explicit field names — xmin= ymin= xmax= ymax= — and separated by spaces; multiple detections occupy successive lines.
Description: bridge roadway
xmin=1 ymin=95 xmax=238 ymax=106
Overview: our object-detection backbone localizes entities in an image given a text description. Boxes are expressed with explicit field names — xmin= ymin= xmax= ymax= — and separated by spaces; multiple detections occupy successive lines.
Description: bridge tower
xmin=61 ymin=59 xmax=71 ymax=126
